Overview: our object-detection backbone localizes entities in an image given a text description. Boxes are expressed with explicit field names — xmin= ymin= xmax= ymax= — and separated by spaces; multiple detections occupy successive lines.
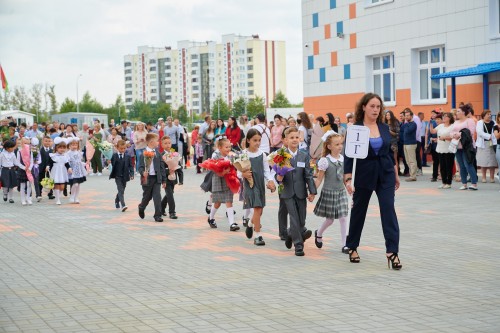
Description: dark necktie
xmin=119 ymin=154 xmax=123 ymax=159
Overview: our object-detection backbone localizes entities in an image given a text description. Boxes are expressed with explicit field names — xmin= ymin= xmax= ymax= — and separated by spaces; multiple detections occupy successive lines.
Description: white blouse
xmin=241 ymin=149 xmax=276 ymax=184
xmin=317 ymin=154 xmax=344 ymax=171
xmin=0 ymin=150 xmax=26 ymax=169
xmin=435 ymin=124 xmax=453 ymax=154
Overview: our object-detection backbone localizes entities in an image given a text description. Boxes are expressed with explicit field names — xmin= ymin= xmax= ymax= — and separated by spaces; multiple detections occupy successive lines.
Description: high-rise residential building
xmin=302 ymin=0 xmax=500 ymax=118
xmin=124 ymin=34 xmax=287 ymax=114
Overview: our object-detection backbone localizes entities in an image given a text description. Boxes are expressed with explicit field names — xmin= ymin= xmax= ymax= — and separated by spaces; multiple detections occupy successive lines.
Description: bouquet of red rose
xmin=200 ymin=158 xmax=240 ymax=193
xmin=141 ymin=150 xmax=156 ymax=185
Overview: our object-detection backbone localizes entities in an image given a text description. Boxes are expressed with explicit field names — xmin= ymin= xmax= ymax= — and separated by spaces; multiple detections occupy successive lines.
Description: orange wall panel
xmin=350 ymin=33 xmax=357 ymax=49
xmin=331 ymin=51 xmax=338 ymax=67
xmin=313 ymin=40 xmax=319 ymax=55
xmin=304 ymin=83 xmax=484 ymax=120
xmin=324 ymin=24 xmax=331 ymax=39
xmin=349 ymin=3 xmax=356 ymax=19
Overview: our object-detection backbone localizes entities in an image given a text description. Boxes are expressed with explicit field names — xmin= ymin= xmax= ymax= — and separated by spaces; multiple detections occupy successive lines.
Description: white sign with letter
xmin=345 ymin=125 xmax=371 ymax=191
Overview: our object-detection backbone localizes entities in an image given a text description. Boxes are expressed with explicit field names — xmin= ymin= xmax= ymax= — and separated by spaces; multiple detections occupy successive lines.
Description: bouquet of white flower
xmin=231 ymin=152 xmax=253 ymax=188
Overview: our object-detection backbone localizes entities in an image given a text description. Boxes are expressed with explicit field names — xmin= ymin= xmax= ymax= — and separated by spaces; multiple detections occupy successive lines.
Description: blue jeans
xmin=455 ymin=149 xmax=477 ymax=185
xmin=135 ymin=148 xmax=145 ymax=172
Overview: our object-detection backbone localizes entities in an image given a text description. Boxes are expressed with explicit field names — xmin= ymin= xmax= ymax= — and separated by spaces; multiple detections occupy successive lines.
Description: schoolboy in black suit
xmin=39 ymin=136 xmax=54 ymax=199
xmin=109 ymin=140 xmax=134 ymax=212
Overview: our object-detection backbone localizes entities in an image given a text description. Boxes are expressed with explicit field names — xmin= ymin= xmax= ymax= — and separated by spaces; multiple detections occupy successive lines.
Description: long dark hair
xmin=216 ymin=118 xmax=226 ymax=130
xmin=384 ymin=110 xmax=399 ymax=128
xmin=297 ymin=112 xmax=312 ymax=129
xmin=245 ymin=128 xmax=262 ymax=147
xmin=228 ymin=116 xmax=238 ymax=129
xmin=354 ymin=93 xmax=385 ymax=123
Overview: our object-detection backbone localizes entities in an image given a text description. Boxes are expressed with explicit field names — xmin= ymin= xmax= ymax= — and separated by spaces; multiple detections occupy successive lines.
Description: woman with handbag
xmin=476 ymin=110 xmax=498 ymax=183
xmin=430 ymin=112 xmax=455 ymax=189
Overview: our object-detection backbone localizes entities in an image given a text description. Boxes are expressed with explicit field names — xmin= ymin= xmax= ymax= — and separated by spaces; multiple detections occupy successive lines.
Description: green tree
xmin=46 ymin=85 xmax=58 ymax=115
xmin=246 ymin=95 xmax=265 ymax=118
xmin=10 ymin=86 xmax=31 ymax=111
xmin=29 ymin=83 xmax=43 ymax=116
xmin=211 ymin=95 xmax=230 ymax=120
xmin=156 ymin=101 xmax=173 ymax=120
xmin=60 ymin=97 xmax=76 ymax=113
xmin=270 ymin=90 xmax=291 ymax=108
xmin=232 ymin=96 xmax=247 ymax=117
xmin=177 ymin=104 xmax=188 ymax=124
xmin=79 ymin=91 xmax=104 ymax=113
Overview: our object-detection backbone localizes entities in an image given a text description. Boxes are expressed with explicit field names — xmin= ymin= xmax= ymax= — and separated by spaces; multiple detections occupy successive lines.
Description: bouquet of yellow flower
xmin=268 ymin=147 xmax=294 ymax=176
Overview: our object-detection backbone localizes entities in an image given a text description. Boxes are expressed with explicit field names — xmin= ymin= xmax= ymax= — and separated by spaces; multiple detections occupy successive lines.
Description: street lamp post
xmin=217 ymin=99 xmax=220 ymax=119
xmin=76 ymin=74 xmax=82 ymax=113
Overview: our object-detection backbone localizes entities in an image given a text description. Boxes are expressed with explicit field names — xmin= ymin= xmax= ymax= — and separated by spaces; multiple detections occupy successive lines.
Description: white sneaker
xmin=417 ymin=169 xmax=423 ymax=176
xmin=89 ymin=173 xmax=95 ymax=176
xmin=69 ymin=197 xmax=75 ymax=203
xmin=459 ymin=185 xmax=468 ymax=190
xmin=97 ymin=173 xmax=102 ymax=176
xmin=36 ymin=196 xmax=42 ymax=202
xmin=56 ymin=200 xmax=61 ymax=205
xmin=438 ymin=184 xmax=444 ymax=189
xmin=468 ymin=185 xmax=478 ymax=191
xmin=21 ymin=201 xmax=27 ymax=206
xmin=443 ymin=184 xmax=451 ymax=189
xmin=27 ymin=199 xmax=33 ymax=205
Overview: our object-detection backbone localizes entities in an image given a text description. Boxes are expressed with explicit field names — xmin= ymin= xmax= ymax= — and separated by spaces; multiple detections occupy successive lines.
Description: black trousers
xmin=431 ymin=144 xmax=439 ymax=179
xmin=278 ymin=197 xmax=288 ymax=238
xmin=421 ymin=136 xmax=428 ymax=166
xmin=161 ymin=182 xmax=176 ymax=215
xmin=397 ymin=143 xmax=409 ymax=174
xmin=284 ymin=196 xmax=307 ymax=247
xmin=416 ymin=141 xmax=422 ymax=169
xmin=438 ymin=153 xmax=455 ymax=185
xmin=346 ymin=186 xmax=400 ymax=253
xmin=139 ymin=176 xmax=162 ymax=218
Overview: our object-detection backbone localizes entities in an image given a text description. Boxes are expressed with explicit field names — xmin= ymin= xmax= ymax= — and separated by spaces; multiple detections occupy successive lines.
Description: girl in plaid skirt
xmin=313 ymin=132 xmax=349 ymax=253
xmin=207 ymin=138 xmax=240 ymax=232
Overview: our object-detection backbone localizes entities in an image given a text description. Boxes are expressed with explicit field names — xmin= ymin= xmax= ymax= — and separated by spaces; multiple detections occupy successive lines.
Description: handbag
xmin=448 ymin=138 xmax=459 ymax=154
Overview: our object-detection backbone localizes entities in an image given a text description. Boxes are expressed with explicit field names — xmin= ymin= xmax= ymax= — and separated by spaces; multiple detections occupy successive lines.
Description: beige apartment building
xmin=124 ymin=34 xmax=287 ymax=114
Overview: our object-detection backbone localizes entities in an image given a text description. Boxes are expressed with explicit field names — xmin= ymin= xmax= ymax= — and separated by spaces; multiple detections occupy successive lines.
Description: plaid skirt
xmin=313 ymin=187 xmax=349 ymax=219
xmin=212 ymin=189 xmax=234 ymax=203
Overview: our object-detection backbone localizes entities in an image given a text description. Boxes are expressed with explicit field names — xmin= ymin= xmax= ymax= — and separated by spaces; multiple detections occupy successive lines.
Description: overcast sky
xmin=0 ymin=0 xmax=303 ymax=108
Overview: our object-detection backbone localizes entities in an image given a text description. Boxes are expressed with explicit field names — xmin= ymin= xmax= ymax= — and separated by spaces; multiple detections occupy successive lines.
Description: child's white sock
xmin=70 ymin=184 xmax=77 ymax=202
xmin=7 ymin=189 xmax=13 ymax=200
xmin=74 ymin=184 xmax=80 ymax=202
xmin=54 ymin=189 xmax=60 ymax=203
xmin=209 ymin=206 xmax=218 ymax=220
xmin=208 ymin=196 xmax=213 ymax=206
xmin=226 ymin=207 xmax=234 ymax=225
xmin=339 ymin=217 xmax=348 ymax=247
xmin=244 ymin=208 xmax=253 ymax=219
xmin=26 ymin=182 xmax=32 ymax=202
xmin=254 ymin=231 xmax=261 ymax=238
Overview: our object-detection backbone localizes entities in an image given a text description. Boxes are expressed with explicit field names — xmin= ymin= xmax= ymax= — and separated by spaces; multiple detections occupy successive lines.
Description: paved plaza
xmin=1 ymin=166 xmax=499 ymax=333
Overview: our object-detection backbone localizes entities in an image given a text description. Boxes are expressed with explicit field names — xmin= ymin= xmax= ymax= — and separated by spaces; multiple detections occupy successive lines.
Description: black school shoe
xmin=205 ymin=201 xmax=211 ymax=214
xmin=207 ymin=218 xmax=217 ymax=228
xmin=303 ymin=229 xmax=312 ymax=242
xmin=295 ymin=244 xmax=305 ymax=256
xmin=169 ymin=213 xmax=178 ymax=219
xmin=230 ymin=223 xmax=240 ymax=231
xmin=138 ymin=206 xmax=145 ymax=219
xmin=285 ymin=235 xmax=293 ymax=249
xmin=245 ymin=225 xmax=253 ymax=239
xmin=3 ymin=195 xmax=7 ymax=202
xmin=154 ymin=217 xmax=163 ymax=222
xmin=254 ymin=236 xmax=265 ymax=246
xmin=9 ymin=199 xmax=14 ymax=203
xmin=242 ymin=217 xmax=249 ymax=228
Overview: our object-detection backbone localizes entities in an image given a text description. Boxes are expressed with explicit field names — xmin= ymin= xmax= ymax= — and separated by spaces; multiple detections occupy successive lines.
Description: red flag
xmin=0 ymin=65 xmax=8 ymax=91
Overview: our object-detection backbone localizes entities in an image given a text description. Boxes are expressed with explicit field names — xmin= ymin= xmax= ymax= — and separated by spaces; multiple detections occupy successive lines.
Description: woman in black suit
xmin=343 ymin=93 xmax=402 ymax=270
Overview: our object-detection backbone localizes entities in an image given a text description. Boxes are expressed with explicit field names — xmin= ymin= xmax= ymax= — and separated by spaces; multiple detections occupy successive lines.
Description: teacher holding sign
xmin=344 ymin=93 xmax=402 ymax=270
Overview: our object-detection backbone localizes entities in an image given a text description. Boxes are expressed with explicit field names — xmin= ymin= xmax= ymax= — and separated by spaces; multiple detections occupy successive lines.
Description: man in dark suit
xmin=109 ymin=140 xmax=134 ymax=212
xmin=39 ymin=136 xmax=54 ymax=199
xmin=138 ymin=134 xmax=166 ymax=222
xmin=276 ymin=127 xmax=317 ymax=256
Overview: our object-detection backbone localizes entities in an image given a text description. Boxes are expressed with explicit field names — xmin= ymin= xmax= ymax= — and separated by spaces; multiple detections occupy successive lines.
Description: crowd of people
xmin=1 ymin=95 xmax=499 ymax=267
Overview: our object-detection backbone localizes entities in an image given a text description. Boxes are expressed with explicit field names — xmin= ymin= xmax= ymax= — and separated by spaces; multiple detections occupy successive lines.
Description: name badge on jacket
xmin=297 ymin=162 xmax=306 ymax=168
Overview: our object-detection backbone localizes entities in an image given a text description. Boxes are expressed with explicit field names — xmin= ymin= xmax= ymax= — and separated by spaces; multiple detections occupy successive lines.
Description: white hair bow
xmin=321 ymin=130 xmax=337 ymax=142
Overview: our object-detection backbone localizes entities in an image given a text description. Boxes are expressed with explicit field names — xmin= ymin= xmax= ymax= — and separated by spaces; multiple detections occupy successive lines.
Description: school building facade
xmin=302 ymin=0 xmax=500 ymax=118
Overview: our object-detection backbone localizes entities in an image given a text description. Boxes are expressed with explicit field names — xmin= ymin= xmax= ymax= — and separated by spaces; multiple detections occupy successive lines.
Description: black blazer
xmin=138 ymin=150 xmax=166 ymax=184
xmin=39 ymin=147 xmax=53 ymax=173
xmin=344 ymin=122 xmax=396 ymax=191
xmin=277 ymin=149 xmax=317 ymax=199
xmin=109 ymin=152 xmax=134 ymax=181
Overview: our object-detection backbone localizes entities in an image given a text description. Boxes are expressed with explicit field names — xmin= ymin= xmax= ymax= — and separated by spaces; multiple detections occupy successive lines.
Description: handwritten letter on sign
xmin=345 ymin=125 xmax=370 ymax=159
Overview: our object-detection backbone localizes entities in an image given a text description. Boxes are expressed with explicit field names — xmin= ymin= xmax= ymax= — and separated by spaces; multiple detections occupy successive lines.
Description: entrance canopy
xmin=431 ymin=62 xmax=500 ymax=109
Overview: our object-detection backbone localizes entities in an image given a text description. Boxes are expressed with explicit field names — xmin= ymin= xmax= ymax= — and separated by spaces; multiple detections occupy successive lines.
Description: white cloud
xmin=0 ymin=0 xmax=303 ymax=107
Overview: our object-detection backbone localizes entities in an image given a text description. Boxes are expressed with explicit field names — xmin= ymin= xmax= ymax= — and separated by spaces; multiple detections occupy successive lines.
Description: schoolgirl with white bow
xmin=313 ymin=131 xmax=350 ymax=253
xmin=47 ymin=137 xmax=72 ymax=205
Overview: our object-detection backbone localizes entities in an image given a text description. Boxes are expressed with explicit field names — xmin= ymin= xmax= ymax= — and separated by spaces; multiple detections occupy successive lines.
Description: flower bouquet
xmin=40 ymin=171 xmax=55 ymax=192
xmin=230 ymin=151 xmax=253 ymax=188
xmin=85 ymin=140 xmax=95 ymax=172
xmin=20 ymin=144 xmax=34 ymax=183
xmin=141 ymin=150 xmax=156 ymax=186
xmin=268 ymin=147 xmax=294 ymax=176
xmin=99 ymin=141 xmax=114 ymax=171
xmin=163 ymin=149 xmax=182 ymax=180
xmin=200 ymin=158 xmax=240 ymax=194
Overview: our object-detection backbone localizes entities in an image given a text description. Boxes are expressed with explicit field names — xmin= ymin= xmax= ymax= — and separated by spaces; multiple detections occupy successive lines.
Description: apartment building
xmin=124 ymin=34 xmax=287 ymax=114
xmin=302 ymin=0 xmax=500 ymax=118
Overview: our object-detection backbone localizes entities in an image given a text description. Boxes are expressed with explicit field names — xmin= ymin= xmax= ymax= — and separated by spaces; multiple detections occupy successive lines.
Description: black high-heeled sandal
xmin=314 ymin=230 xmax=323 ymax=249
xmin=387 ymin=253 xmax=402 ymax=270
xmin=349 ymin=249 xmax=360 ymax=263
